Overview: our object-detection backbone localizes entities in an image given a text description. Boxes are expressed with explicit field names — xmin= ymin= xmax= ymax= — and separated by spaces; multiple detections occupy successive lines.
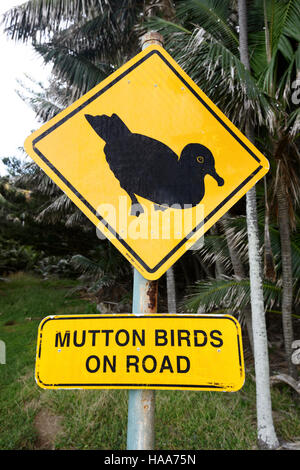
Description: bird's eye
xmin=197 ymin=156 xmax=204 ymax=163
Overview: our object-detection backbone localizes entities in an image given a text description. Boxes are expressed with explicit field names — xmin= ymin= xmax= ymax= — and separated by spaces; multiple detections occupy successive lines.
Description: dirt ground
xmin=34 ymin=409 xmax=64 ymax=450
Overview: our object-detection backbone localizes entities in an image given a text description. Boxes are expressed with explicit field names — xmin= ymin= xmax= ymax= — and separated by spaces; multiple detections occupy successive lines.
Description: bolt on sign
xmin=24 ymin=45 xmax=269 ymax=280
xmin=35 ymin=314 xmax=245 ymax=391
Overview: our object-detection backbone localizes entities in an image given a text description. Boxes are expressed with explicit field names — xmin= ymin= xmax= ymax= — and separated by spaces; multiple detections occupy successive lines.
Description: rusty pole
xmin=126 ymin=31 xmax=163 ymax=451
xmin=126 ymin=269 xmax=158 ymax=450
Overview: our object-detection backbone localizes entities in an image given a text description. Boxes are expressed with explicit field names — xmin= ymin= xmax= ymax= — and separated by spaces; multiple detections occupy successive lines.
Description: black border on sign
xmin=32 ymin=49 xmax=263 ymax=275
xmin=36 ymin=315 xmax=244 ymax=389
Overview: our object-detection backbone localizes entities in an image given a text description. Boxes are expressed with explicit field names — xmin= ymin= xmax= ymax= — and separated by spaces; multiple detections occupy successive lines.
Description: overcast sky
xmin=0 ymin=0 xmax=51 ymax=175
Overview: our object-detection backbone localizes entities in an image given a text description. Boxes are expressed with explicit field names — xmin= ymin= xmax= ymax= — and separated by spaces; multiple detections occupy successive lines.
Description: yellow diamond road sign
xmin=35 ymin=314 xmax=245 ymax=391
xmin=25 ymin=45 xmax=269 ymax=280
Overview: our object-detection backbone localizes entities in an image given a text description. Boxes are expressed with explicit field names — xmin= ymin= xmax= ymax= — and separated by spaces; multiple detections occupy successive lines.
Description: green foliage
xmin=34 ymin=255 xmax=76 ymax=279
xmin=147 ymin=0 xmax=276 ymax=130
xmin=70 ymin=243 xmax=132 ymax=294
xmin=0 ymin=237 xmax=42 ymax=275
xmin=0 ymin=272 xmax=97 ymax=324
xmin=1 ymin=156 xmax=31 ymax=178
xmin=0 ymin=170 xmax=104 ymax=276
xmin=184 ymin=276 xmax=281 ymax=315
xmin=183 ymin=212 xmax=300 ymax=317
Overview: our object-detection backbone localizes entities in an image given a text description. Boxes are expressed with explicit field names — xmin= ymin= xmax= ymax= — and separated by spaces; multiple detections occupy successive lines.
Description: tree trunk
xmin=166 ymin=266 xmax=177 ymax=312
xmin=238 ymin=0 xmax=279 ymax=450
xmin=276 ymin=175 xmax=297 ymax=378
xmin=263 ymin=177 xmax=276 ymax=282
xmin=246 ymin=185 xmax=279 ymax=449
xmin=210 ymin=224 xmax=226 ymax=278
xmin=220 ymin=213 xmax=254 ymax=352
xmin=264 ymin=0 xmax=295 ymax=378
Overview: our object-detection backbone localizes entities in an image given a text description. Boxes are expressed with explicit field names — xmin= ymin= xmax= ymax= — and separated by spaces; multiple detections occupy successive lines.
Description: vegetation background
xmin=0 ymin=0 xmax=299 ymax=450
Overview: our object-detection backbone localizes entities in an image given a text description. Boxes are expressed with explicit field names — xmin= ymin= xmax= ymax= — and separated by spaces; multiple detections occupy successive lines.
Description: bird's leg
xmin=129 ymin=194 xmax=144 ymax=217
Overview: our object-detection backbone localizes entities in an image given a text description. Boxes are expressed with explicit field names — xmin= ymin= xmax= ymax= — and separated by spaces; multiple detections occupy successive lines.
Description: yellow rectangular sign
xmin=35 ymin=314 xmax=245 ymax=392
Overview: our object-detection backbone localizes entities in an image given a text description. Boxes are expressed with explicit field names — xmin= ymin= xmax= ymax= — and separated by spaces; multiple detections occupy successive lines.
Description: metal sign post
xmin=127 ymin=269 xmax=158 ymax=450
xmin=126 ymin=32 xmax=163 ymax=452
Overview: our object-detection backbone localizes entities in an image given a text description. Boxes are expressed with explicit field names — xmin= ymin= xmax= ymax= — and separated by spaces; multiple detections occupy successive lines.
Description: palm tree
xmin=250 ymin=0 xmax=300 ymax=379
xmin=147 ymin=0 xmax=300 ymax=375
xmin=238 ymin=0 xmax=279 ymax=449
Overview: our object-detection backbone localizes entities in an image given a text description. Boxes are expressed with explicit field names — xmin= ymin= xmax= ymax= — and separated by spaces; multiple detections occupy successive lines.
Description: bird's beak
xmin=210 ymin=169 xmax=224 ymax=186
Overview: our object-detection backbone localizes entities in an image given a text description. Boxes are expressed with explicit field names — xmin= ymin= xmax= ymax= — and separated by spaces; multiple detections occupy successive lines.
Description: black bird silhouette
xmin=85 ymin=113 xmax=224 ymax=216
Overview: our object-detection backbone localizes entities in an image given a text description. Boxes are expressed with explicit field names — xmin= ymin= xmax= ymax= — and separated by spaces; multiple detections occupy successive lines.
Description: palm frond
xmin=148 ymin=10 xmax=276 ymax=131
xmin=17 ymin=164 xmax=60 ymax=197
xmin=71 ymin=244 xmax=130 ymax=285
xmin=65 ymin=210 xmax=90 ymax=229
xmin=183 ymin=27 xmax=276 ymax=129
xmin=195 ymin=233 xmax=232 ymax=274
xmin=270 ymin=0 xmax=300 ymax=45
xmin=251 ymin=0 xmax=300 ymax=100
xmin=288 ymin=107 xmax=300 ymax=137
xmin=71 ymin=254 xmax=105 ymax=280
xmin=34 ymin=42 xmax=113 ymax=99
xmin=1 ymin=0 xmax=114 ymax=41
xmin=184 ymin=276 xmax=284 ymax=315
xmin=16 ymin=76 xmax=63 ymax=122
xmin=195 ymin=215 xmax=256 ymax=277
xmin=36 ymin=193 xmax=75 ymax=223
xmin=175 ymin=0 xmax=239 ymax=51
xmin=219 ymin=215 xmax=250 ymax=267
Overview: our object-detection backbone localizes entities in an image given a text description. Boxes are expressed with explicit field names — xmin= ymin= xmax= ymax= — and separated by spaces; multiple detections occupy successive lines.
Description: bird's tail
xmin=85 ymin=113 xmax=131 ymax=143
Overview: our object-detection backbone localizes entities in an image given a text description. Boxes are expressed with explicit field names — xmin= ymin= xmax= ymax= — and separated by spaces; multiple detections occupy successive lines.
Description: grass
xmin=0 ymin=272 xmax=300 ymax=450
